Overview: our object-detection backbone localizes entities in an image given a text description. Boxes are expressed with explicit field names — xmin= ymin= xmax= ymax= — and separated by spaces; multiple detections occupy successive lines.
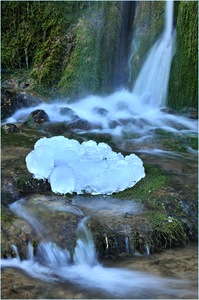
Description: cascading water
xmin=132 ymin=0 xmax=175 ymax=107
xmin=1 ymin=199 xmax=191 ymax=298
xmin=4 ymin=2 xmax=197 ymax=146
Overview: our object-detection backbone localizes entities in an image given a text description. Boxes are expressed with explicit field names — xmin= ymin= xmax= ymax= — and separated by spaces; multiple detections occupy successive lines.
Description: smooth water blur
xmin=1 ymin=241 xmax=197 ymax=299
xmin=132 ymin=0 xmax=175 ymax=107
xmin=1 ymin=198 xmax=197 ymax=299
xmin=5 ymin=89 xmax=197 ymax=138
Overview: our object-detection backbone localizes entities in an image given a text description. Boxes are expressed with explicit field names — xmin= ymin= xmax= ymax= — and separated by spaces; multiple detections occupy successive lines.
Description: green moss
xmin=148 ymin=213 xmax=187 ymax=250
xmin=115 ymin=164 xmax=168 ymax=207
xmin=1 ymin=206 xmax=14 ymax=223
xmin=58 ymin=3 xmax=121 ymax=97
xmin=1 ymin=1 xmax=89 ymax=91
xmin=168 ymin=1 xmax=198 ymax=110
xmin=1 ymin=128 xmax=44 ymax=148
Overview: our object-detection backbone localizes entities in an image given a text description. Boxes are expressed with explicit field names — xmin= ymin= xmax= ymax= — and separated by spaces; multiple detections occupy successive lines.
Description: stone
xmin=25 ymin=109 xmax=49 ymax=128
xmin=2 ymin=123 xmax=19 ymax=133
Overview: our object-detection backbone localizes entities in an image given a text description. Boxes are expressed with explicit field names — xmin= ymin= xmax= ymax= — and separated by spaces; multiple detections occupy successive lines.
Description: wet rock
xmin=10 ymin=195 xmax=84 ymax=252
xmin=25 ymin=109 xmax=50 ymax=128
xmin=59 ymin=107 xmax=79 ymax=120
xmin=1 ymin=89 xmax=41 ymax=120
xmin=1 ymin=206 xmax=39 ymax=259
xmin=2 ymin=123 xmax=19 ymax=133
xmin=67 ymin=119 xmax=102 ymax=131
xmin=1 ymin=182 xmax=21 ymax=206
xmin=161 ymin=107 xmax=176 ymax=114
xmin=93 ymin=107 xmax=109 ymax=116
xmin=42 ymin=122 xmax=69 ymax=134
xmin=179 ymin=107 xmax=198 ymax=119
xmin=90 ymin=214 xmax=153 ymax=258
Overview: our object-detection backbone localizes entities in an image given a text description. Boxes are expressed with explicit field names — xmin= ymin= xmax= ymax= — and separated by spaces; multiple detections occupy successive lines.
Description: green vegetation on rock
xmin=58 ymin=2 xmax=121 ymax=97
xmin=2 ymin=1 xmax=121 ymax=98
xmin=149 ymin=213 xmax=187 ymax=251
xmin=168 ymin=1 xmax=198 ymax=110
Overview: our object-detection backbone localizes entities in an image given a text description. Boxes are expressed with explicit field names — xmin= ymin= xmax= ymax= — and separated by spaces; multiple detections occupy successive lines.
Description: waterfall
xmin=132 ymin=0 xmax=175 ymax=107
xmin=74 ymin=217 xmax=98 ymax=266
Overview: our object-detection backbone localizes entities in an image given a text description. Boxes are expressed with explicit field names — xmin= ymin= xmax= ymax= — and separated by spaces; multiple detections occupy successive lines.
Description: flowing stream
xmin=1 ymin=198 xmax=197 ymax=299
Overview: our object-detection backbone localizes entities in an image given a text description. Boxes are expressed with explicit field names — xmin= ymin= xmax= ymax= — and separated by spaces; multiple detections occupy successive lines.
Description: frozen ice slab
xmin=26 ymin=136 xmax=145 ymax=195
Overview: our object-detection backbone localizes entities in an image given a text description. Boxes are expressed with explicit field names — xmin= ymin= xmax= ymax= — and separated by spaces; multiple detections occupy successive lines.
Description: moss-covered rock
xmin=1 ymin=89 xmax=41 ymax=120
xmin=25 ymin=109 xmax=50 ymax=129
xmin=58 ymin=2 xmax=121 ymax=97
xmin=1 ymin=2 xmax=122 ymax=98
xmin=1 ymin=206 xmax=39 ymax=259
xmin=168 ymin=1 xmax=198 ymax=110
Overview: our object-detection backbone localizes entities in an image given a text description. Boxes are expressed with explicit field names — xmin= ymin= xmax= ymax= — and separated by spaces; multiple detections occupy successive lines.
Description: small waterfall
xmin=1 ymin=199 xmax=192 ymax=298
xmin=132 ymin=0 xmax=175 ymax=107
xmin=74 ymin=217 xmax=98 ymax=266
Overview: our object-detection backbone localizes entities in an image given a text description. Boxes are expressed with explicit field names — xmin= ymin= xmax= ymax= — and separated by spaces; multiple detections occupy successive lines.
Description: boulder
xmin=25 ymin=109 xmax=50 ymax=128
xmin=1 ymin=89 xmax=41 ymax=120
xmin=2 ymin=123 xmax=19 ymax=133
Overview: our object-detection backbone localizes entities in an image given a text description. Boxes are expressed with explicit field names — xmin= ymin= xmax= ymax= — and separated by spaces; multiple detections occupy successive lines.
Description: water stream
xmin=1 ymin=199 xmax=197 ymax=299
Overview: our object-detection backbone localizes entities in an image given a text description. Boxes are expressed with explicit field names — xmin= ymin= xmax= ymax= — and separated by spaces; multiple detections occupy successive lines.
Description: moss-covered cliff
xmin=58 ymin=2 xmax=121 ymax=97
xmin=2 ymin=1 xmax=121 ymax=98
xmin=168 ymin=1 xmax=198 ymax=110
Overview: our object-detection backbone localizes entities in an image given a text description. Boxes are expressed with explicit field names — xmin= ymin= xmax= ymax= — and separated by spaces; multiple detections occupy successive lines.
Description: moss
xmin=168 ymin=1 xmax=198 ymax=110
xmin=1 ymin=128 xmax=43 ymax=148
xmin=2 ymin=1 xmax=122 ymax=97
xmin=148 ymin=213 xmax=187 ymax=251
xmin=113 ymin=163 xmax=192 ymax=253
xmin=115 ymin=164 xmax=168 ymax=207
xmin=58 ymin=2 xmax=121 ymax=97
xmin=1 ymin=206 xmax=15 ymax=223
xmin=1 ymin=1 xmax=89 ymax=92
xmin=154 ymin=130 xmax=198 ymax=153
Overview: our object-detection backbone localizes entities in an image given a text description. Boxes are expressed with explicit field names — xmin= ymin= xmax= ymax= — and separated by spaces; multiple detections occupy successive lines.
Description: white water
xmin=1 ymin=201 xmax=189 ymax=298
xmin=5 ymin=89 xmax=197 ymax=138
xmin=4 ymin=2 xmax=197 ymax=141
xmin=132 ymin=0 xmax=175 ymax=106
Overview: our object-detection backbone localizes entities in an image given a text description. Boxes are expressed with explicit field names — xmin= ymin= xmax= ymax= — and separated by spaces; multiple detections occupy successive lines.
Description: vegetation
xmin=168 ymin=1 xmax=198 ymax=110
xmin=2 ymin=1 xmax=121 ymax=98
xmin=58 ymin=2 xmax=121 ymax=97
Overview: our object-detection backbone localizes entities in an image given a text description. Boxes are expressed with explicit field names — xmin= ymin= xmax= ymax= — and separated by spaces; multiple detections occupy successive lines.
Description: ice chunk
xmin=26 ymin=136 xmax=145 ymax=195
xmin=25 ymin=145 xmax=54 ymax=179
xmin=49 ymin=165 xmax=75 ymax=194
